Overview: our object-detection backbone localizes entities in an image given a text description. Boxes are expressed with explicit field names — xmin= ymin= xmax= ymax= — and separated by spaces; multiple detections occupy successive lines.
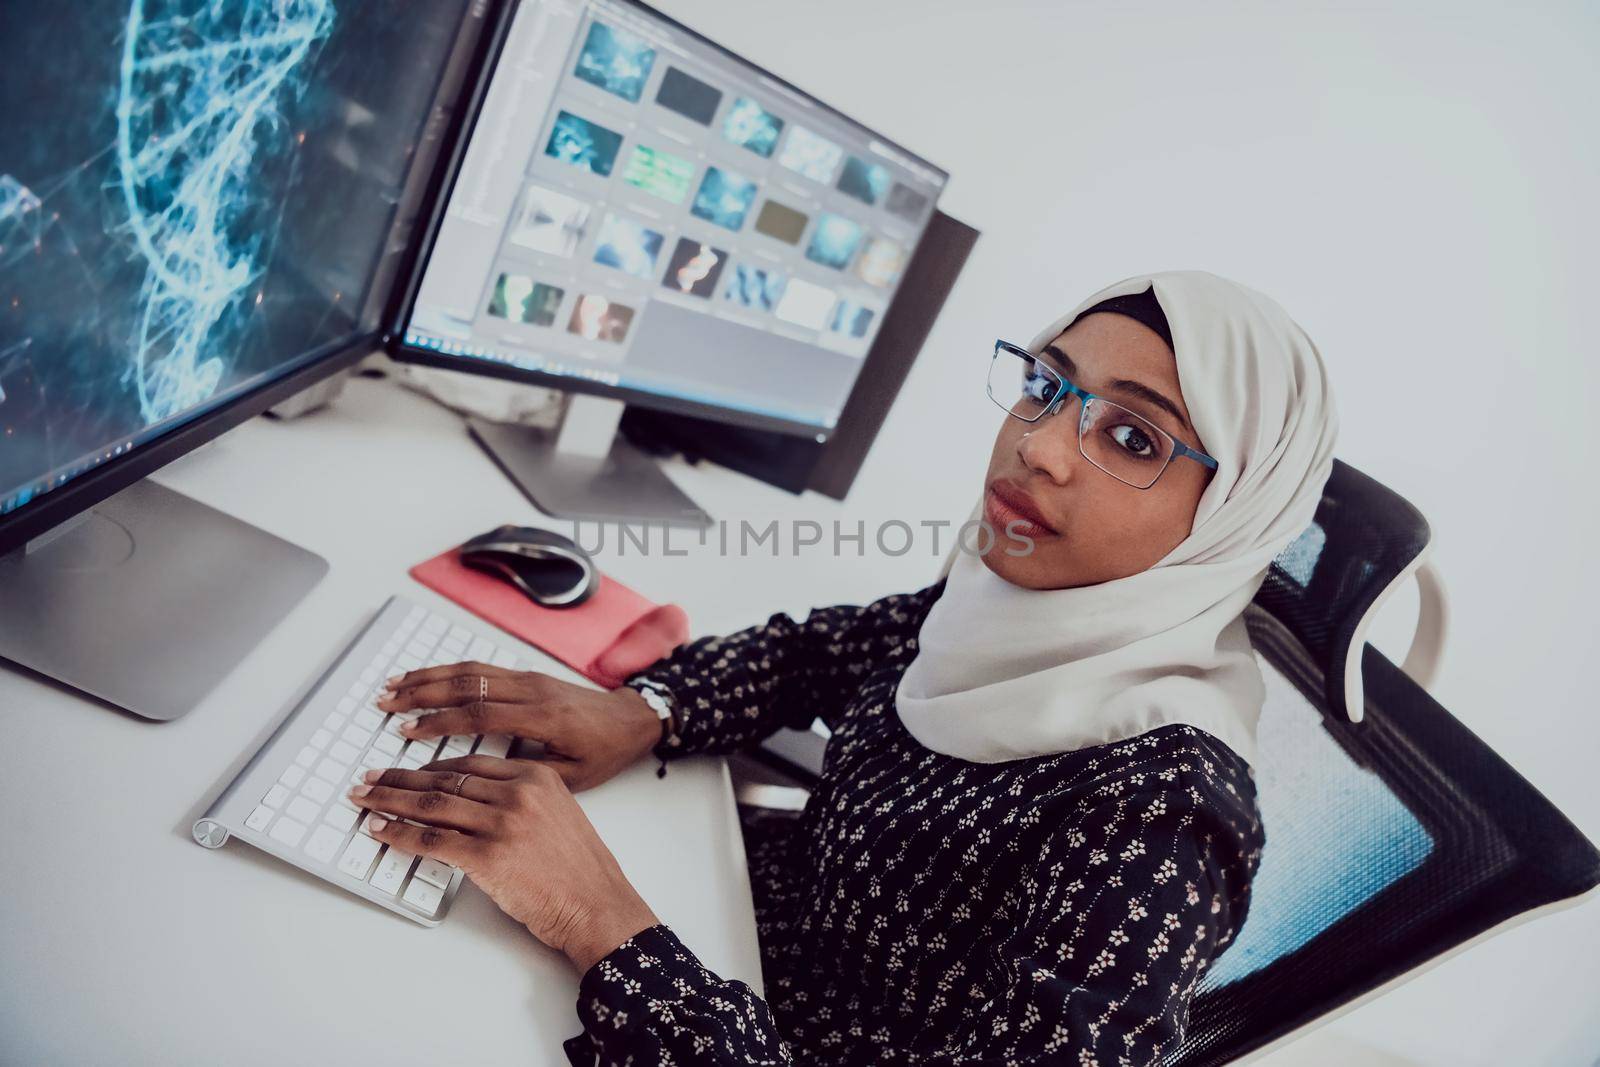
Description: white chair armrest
xmin=1342 ymin=539 xmax=1450 ymax=723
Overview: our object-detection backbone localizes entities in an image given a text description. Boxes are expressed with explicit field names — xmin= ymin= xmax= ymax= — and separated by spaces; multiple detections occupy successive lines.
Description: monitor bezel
xmin=0 ymin=1 xmax=496 ymax=557
xmin=383 ymin=0 xmax=950 ymax=442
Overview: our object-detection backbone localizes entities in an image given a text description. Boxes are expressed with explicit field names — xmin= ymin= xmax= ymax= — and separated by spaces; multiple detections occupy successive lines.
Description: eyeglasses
xmin=986 ymin=339 xmax=1218 ymax=490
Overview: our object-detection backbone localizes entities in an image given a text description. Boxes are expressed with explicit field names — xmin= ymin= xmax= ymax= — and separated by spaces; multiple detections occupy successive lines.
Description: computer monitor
xmin=392 ymin=0 xmax=949 ymax=524
xmin=0 ymin=0 xmax=490 ymax=719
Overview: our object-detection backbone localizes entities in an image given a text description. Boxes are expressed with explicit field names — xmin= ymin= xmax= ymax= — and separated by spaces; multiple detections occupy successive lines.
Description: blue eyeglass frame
xmin=990 ymin=339 xmax=1218 ymax=488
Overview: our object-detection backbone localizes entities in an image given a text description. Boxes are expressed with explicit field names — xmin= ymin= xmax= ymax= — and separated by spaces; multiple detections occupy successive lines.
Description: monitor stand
xmin=467 ymin=393 xmax=712 ymax=528
xmin=0 ymin=479 xmax=328 ymax=721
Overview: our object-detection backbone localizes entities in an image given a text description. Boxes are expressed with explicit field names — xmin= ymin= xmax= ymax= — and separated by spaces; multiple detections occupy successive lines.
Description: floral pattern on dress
xmin=562 ymin=581 xmax=1264 ymax=1066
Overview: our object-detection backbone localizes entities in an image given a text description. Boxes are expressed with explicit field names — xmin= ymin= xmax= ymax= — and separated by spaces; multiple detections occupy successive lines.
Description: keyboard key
xmin=414 ymin=857 xmax=455 ymax=890
xmin=336 ymin=697 xmax=356 ymax=716
xmin=359 ymin=747 xmax=393 ymax=770
xmin=404 ymin=639 xmax=431 ymax=661
xmin=301 ymin=777 xmax=335 ymax=804
xmin=337 ymin=834 xmax=382 ymax=880
xmin=439 ymin=637 xmax=467 ymax=659
xmin=402 ymin=740 xmax=438 ymax=763
xmin=287 ymin=796 xmax=321 ymax=825
xmin=404 ymin=605 xmax=426 ymax=626
xmin=269 ymin=817 xmax=307 ymax=848
xmin=262 ymin=784 xmax=290 ymax=809
xmin=347 ymin=681 xmax=369 ymax=702
xmin=294 ymin=745 xmax=318 ymax=769
xmin=373 ymin=732 xmax=403 ymax=757
xmin=309 ymin=729 xmax=333 ymax=751
xmin=422 ymin=615 xmax=449 ymax=636
xmin=316 ymin=758 xmax=350 ymax=784
xmin=398 ymin=755 xmax=427 ymax=770
xmin=342 ymin=723 xmax=374 ymax=749
xmin=323 ymin=713 xmax=348 ymax=736
xmin=382 ymin=715 xmax=408 ymax=737
xmin=476 ymin=735 xmax=512 ymax=759
xmin=278 ymin=765 xmax=307 ymax=789
xmin=245 ymin=805 xmax=274 ymax=832
xmin=353 ymin=707 xmax=383 ymax=731
xmin=329 ymin=740 xmax=360 ymax=764
xmin=324 ymin=806 xmax=357 ymax=832
xmin=447 ymin=625 xmax=471 ymax=646
xmin=402 ymin=877 xmax=444 ymax=916
xmin=305 ymin=824 xmax=346 ymax=864
xmin=395 ymin=654 xmax=422 ymax=672
xmin=489 ymin=650 xmax=517 ymax=669
xmin=370 ymin=848 xmax=415 ymax=896
xmin=468 ymin=637 xmax=495 ymax=661
xmin=443 ymin=738 xmax=471 ymax=759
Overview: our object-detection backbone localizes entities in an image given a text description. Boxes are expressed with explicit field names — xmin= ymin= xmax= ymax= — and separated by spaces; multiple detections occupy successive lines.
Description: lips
xmin=985 ymin=479 xmax=1060 ymax=537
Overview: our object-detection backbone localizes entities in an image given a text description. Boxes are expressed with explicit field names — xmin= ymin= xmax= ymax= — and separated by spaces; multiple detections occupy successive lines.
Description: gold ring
xmin=450 ymin=772 xmax=472 ymax=797
xmin=479 ymin=675 xmax=488 ymax=702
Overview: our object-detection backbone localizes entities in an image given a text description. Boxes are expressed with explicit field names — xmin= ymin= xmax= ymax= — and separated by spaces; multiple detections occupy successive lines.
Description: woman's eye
xmin=1022 ymin=371 xmax=1056 ymax=404
xmin=1109 ymin=423 xmax=1157 ymax=458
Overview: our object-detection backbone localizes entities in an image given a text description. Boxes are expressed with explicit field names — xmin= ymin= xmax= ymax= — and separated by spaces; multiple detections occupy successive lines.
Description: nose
xmin=1016 ymin=407 xmax=1081 ymax=485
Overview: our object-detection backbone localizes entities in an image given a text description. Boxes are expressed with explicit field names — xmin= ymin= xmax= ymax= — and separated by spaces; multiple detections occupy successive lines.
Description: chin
xmin=977 ymin=548 xmax=1056 ymax=589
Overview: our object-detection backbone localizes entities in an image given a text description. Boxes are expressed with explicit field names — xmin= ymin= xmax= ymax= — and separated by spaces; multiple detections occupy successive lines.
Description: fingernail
xmin=400 ymin=722 xmax=417 ymax=735
xmin=377 ymin=690 xmax=396 ymax=705
xmin=362 ymin=769 xmax=383 ymax=783
xmin=385 ymin=674 xmax=404 ymax=686
xmin=349 ymin=784 xmax=372 ymax=797
xmin=367 ymin=816 xmax=388 ymax=832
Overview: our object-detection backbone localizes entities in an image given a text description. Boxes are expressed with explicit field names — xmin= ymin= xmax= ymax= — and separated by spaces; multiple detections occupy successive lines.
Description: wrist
xmin=616 ymin=685 xmax=665 ymax=758
xmin=561 ymin=900 xmax=661 ymax=976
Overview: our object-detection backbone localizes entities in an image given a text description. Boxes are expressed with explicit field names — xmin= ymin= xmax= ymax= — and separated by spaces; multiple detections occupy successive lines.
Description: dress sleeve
xmin=561 ymin=773 xmax=1259 ymax=1067
xmin=561 ymin=923 xmax=793 ymax=1066
xmin=619 ymin=581 xmax=943 ymax=760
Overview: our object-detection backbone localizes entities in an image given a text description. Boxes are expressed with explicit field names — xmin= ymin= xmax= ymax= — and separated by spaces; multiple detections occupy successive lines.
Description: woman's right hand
xmin=374 ymin=662 xmax=664 ymax=792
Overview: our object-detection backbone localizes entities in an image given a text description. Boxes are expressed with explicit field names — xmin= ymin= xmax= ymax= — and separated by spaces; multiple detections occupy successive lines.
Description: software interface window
xmin=406 ymin=0 xmax=948 ymax=434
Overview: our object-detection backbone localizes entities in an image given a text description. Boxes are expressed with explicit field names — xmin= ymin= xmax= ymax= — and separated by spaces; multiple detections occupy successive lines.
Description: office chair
xmin=729 ymin=458 xmax=1600 ymax=1064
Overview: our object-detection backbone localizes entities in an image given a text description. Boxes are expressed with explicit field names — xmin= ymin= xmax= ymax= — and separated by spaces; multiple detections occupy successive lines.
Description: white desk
xmin=0 ymin=371 xmax=845 ymax=1065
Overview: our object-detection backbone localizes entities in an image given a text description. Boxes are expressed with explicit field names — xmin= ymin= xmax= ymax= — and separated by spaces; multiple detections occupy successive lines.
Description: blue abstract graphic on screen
xmin=116 ymin=0 xmax=334 ymax=423
xmin=0 ymin=0 xmax=468 ymax=516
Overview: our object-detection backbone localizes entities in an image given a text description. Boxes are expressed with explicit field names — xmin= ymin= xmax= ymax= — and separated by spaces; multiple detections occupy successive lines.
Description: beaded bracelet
xmin=632 ymin=679 xmax=680 ymax=779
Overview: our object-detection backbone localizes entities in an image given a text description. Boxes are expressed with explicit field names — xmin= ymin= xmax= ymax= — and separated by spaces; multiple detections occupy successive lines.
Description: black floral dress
xmin=562 ymin=579 xmax=1265 ymax=1067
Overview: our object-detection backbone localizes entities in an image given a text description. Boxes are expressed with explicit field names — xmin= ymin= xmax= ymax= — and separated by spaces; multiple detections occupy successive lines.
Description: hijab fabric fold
xmin=893 ymin=271 xmax=1340 ymax=769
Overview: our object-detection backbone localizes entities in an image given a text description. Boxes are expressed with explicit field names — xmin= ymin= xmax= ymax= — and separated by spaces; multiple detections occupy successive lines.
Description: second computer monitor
xmin=398 ymin=0 xmax=948 ymax=438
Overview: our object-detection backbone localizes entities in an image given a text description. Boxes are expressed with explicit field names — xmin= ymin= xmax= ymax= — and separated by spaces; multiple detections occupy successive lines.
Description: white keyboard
xmin=193 ymin=595 xmax=536 ymax=926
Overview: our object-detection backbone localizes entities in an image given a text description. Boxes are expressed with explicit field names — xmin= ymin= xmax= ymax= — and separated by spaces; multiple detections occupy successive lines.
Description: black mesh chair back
xmin=1168 ymin=459 xmax=1600 ymax=1064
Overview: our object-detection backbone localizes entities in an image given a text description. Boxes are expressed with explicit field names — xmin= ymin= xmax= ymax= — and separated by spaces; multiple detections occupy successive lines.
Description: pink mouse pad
xmin=409 ymin=544 xmax=689 ymax=689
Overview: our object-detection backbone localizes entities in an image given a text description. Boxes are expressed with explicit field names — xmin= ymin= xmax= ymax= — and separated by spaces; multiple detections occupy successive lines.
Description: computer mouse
xmin=459 ymin=525 xmax=598 ymax=608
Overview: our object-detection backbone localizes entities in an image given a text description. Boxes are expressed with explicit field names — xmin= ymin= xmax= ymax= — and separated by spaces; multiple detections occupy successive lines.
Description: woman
xmin=356 ymin=270 xmax=1339 ymax=1065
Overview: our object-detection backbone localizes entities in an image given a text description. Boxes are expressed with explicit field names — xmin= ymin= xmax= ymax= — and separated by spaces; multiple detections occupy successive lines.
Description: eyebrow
xmin=1041 ymin=343 xmax=1195 ymax=437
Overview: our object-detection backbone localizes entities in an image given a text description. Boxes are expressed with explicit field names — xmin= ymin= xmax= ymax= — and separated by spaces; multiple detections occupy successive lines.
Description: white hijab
xmin=894 ymin=271 xmax=1339 ymax=769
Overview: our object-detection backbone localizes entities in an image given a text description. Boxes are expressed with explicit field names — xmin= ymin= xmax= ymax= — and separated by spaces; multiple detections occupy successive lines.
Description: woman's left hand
xmin=346 ymin=754 xmax=660 ymax=974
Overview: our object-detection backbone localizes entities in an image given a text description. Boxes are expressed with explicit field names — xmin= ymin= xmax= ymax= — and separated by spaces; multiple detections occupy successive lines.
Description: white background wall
xmin=646 ymin=0 xmax=1600 ymax=1062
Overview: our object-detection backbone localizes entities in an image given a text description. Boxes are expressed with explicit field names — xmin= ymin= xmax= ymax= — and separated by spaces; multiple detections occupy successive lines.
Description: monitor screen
xmin=0 ymin=0 xmax=474 ymax=520
xmin=400 ymin=0 xmax=948 ymax=437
